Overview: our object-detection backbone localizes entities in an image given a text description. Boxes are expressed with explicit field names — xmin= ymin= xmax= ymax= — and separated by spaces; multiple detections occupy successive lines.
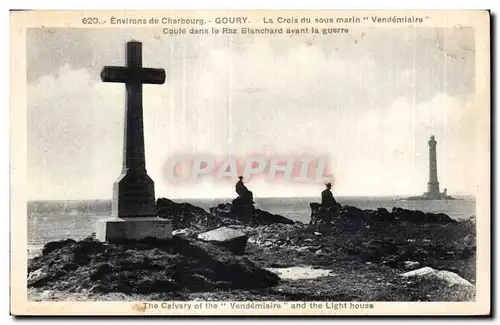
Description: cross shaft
xmin=101 ymin=41 xmax=165 ymax=172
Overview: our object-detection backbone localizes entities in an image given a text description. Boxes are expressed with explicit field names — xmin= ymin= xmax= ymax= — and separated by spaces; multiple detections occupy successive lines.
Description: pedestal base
xmin=95 ymin=217 xmax=172 ymax=242
xmin=112 ymin=171 xmax=156 ymax=218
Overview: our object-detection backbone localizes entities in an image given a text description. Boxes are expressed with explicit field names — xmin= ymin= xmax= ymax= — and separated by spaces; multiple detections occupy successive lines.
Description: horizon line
xmin=27 ymin=194 xmax=477 ymax=202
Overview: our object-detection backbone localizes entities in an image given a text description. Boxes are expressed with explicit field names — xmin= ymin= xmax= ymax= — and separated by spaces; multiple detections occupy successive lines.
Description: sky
xmin=26 ymin=27 xmax=478 ymax=200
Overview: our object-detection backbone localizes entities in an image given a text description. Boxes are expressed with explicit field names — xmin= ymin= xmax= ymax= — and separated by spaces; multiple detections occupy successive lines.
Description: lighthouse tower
xmin=426 ymin=135 xmax=440 ymax=197
xmin=423 ymin=135 xmax=451 ymax=199
xmin=406 ymin=135 xmax=453 ymax=200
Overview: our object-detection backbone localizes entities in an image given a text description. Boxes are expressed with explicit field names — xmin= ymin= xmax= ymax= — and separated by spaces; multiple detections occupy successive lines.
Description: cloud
xmin=27 ymin=34 xmax=478 ymax=199
xmin=28 ymin=65 xmax=124 ymax=199
xmin=331 ymin=93 xmax=478 ymax=196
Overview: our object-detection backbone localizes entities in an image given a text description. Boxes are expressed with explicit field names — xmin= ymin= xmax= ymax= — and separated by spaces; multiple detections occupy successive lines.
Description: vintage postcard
xmin=10 ymin=10 xmax=490 ymax=315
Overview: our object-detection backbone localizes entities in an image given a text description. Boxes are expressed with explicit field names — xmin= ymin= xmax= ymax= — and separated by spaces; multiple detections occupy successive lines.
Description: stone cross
xmin=101 ymin=41 xmax=166 ymax=218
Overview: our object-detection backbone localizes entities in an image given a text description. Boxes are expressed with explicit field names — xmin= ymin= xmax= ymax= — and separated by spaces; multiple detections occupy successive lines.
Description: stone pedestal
xmin=96 ymin=217 xmax=172 ymax=242
xmin=112 ymin=171 xmax=156 ymax=218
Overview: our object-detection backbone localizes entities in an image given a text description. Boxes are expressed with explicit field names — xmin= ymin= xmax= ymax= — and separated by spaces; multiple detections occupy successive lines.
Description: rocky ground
xmin=28 ymin=198 xmax=476 ymax=302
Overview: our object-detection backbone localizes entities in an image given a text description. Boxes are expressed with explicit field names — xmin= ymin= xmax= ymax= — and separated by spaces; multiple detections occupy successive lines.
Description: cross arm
xmin=101 ymin=66 xmax=166 ymax=84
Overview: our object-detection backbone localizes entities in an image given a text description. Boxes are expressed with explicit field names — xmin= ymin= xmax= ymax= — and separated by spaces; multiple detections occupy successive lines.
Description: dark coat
xmin=321 ymin=189 xmax=337 ymax=206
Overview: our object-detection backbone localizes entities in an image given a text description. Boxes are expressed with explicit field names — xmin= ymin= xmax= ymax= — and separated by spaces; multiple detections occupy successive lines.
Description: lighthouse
xmin=405 ymin=135 xmax=454 ymax=201
xmin=426 ymin=135 xmax=440 ymax=197
xmin=423 ymin=135 xmax=450 ymax=199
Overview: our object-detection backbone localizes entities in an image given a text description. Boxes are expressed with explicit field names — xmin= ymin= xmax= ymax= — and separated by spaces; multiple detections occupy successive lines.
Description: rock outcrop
xmin=28 ymin=236 xmax=280 ymax=294
xmin=391 ymin=207 xmax=457 ymax=224
xmin=28 ymin=198 xmax=475 ymax=302
xmin=156 ymin=198 xmax=238 ymax=231
xmin=210 ymin=203 xmax=295 ymax=226
xmin=309 ymin=204 xmax=457 ymax=225
xmin=157 ymin=198 xmax=294 ymax=233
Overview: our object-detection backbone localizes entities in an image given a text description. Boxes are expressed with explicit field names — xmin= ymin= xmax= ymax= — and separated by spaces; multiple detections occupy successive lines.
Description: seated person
xmin=235 ymin=176 xmax=248 ymax=197
xmin=232 ymin=177 xmax=255 ymax=216
xmin=321 ymin=183 xmax=339 ymax=209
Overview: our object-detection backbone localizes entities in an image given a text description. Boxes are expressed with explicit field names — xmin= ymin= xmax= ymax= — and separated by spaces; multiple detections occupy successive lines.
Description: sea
xmin=27 ymin=196 xmax=475 ymax=259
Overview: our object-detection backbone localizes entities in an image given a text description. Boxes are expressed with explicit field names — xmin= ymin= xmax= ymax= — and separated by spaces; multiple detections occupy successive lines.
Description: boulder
xmin=400 ymin=267 xmax=474 ymax=287
xmin=198 ymin=226 xmax=248 ymax=254
xmin=400 ymin=266 xmax=438 ymax=278
xmin=432 ymin=270 xmax=475 ymax=287
xmin=309 ymin=203 xmax=339 ymax=225
xmin=42 ymin=238 xmax=76 ymax=255
xmin=403 ymin=261 xmax=421 ymax=270
xmin=265 ymin=266 xmax=334 ymax=280
xmin=40 ymin=290 xmax=54 ymax=300
xmin=28 ymin=266 xmax=49 ymax=287
xmin=172 ymin=228 xmax=196 ymax=238
xmin=156 ymin=198 xmax=216 ymax=231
